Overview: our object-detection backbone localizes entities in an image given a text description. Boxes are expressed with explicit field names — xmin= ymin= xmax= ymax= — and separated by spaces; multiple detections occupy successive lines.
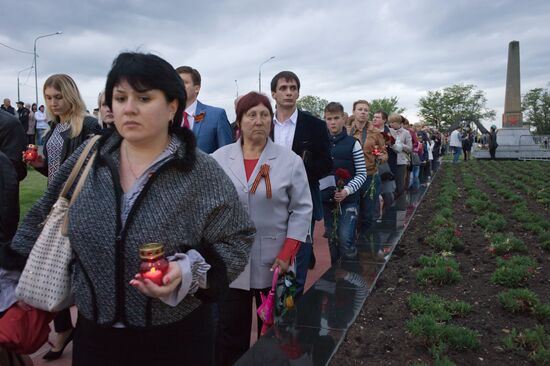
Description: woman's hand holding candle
xmin=130 ymin=262 xmax=182 ymax=298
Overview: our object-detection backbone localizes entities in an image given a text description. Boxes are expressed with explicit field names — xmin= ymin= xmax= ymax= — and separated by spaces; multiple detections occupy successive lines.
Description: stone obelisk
xmin=502 ymin=41 xmax=522 ymax=127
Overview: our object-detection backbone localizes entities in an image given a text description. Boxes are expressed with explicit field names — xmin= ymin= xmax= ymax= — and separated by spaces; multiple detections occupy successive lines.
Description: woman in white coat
xmin=212 ymin=92 xmax=312 ymax=366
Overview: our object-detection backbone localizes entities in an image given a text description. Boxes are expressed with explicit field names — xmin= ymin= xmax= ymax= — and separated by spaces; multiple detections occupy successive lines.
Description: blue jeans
xmin=359 ymin=174 xmax=381 ymax=230
xmin=409 ymin=165 xmax=420 ymax=190
xmin=36 ymin=128 xmax=47 ymax=145
xmin=452 ymin=146 xmax=461 ymax=163
xmin=323 ymin=200 xmax=359 ymax=262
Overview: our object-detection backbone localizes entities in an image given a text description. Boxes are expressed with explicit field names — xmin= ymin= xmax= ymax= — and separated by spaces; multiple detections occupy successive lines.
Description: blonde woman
xmin=29 ymin=74 xmax=100 ymax=183
xmin=27 ymin=74 xmax=100 ymax=360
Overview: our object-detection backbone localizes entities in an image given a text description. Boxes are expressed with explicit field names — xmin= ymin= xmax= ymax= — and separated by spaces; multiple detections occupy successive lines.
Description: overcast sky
xmin=1 ymin=0 xmax=549 ymax=128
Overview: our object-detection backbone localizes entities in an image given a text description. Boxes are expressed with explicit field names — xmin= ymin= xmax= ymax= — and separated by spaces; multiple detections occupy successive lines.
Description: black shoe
xmin=308 ymin=252 xmax=316 ymax=269
xmin=42 ymin=330 xmax=73 ymax=361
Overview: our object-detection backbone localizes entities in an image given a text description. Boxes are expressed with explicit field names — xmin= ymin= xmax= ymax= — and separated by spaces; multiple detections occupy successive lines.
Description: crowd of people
xmin=1 ymin=51 xmax=448 ymax=366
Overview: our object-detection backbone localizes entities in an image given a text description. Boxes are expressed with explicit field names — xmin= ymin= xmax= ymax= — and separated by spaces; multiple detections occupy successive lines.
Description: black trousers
xmin=490 ymin=147 xmax=497 ymax=159
xmin=72 ymin=304 xmax=214 ymax=366
xmin=216 ymin=288 xmax=269 ymax=366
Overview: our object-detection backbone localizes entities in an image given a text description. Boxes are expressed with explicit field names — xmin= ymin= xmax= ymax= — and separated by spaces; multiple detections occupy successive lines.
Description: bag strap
xmin=59 ymin=135 xmax=101 ymax=199
xmin=59 ymin=135 xmax=100 ymax=236
xmin=271 ymin=267 xmax=280 ymax=290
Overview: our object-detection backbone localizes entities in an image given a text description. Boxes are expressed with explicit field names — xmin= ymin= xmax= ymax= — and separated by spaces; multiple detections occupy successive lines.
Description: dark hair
xmin=270 ymin=71 xmax=300 ymax=92
xmin=105 ymin=52 xmax=186 ymax=131
xmin=31 ymin=103 xmax=37 ymax=111
xmin=374 ymin=110 xmax=388 ymax=121
xmin=175 ymin=66 xmax=201 ymax=86
xmin=235 ymin=92 xmax=273 ymax=125
xmin=324 ymin=102 xmax=344 ymax=114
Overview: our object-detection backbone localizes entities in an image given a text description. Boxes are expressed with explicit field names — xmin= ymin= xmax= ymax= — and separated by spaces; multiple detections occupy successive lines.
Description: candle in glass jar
xmin=143 ymin=266 xmax=164 ymax=285
xmin=23 ymin=144 xmax=38 ymax=162
xmin=139 ymin=243 xmax=169 ymax=286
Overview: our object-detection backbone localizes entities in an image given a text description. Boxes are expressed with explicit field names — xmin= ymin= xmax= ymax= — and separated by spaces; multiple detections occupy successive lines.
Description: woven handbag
xmin=15 ymin=136 xmax=100 ymax=312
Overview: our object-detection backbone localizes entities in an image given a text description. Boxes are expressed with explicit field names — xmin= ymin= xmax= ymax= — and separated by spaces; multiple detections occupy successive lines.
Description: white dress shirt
xmin=273 ymin=108 xmax=298 ymax=149
xmin=183 ymin=100 xmax=198 ymax=130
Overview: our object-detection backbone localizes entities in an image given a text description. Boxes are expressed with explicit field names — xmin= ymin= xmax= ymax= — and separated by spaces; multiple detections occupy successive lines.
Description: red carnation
xmin=382 ymin=131 xmax=396 ymax=145
xmin=446 ymin=266 xmax=453 ymax=273
xmin=454 ymin=229 xmax=462 ymax=237
xmin=335 ymin=168 xmax=351 ymax=180
xmin=372 ymin=145 xmax=382 ymax=157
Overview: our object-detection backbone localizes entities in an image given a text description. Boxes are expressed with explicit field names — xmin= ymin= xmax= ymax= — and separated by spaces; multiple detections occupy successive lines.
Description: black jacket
xmin=0 ymin=110 xmax=27 ymax=181
xmin=0 ymin=110 xmax=27 ymax=242
xmin=0 ymin=152 xmax=19 ymax=242
xmin=291 ymin=110 xmax=332 ymax=183
xmin=0 ymin=105 xmax=15 ymax=115
xmin=39 ymin=115 xmax=101 ymax=176
xmin=17 ymin=107 xmax=30 ymax=132
xmin=271 ymin=110 xmax=332 ymax=220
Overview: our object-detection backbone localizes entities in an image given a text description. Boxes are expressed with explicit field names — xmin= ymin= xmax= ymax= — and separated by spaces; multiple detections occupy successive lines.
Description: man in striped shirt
xmin=321 ymin=102 xmax=367 ymax=262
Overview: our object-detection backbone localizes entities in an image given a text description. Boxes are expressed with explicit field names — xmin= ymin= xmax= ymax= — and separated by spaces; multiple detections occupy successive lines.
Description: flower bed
xmin=331 ymin=161 xmax=550 ymax=365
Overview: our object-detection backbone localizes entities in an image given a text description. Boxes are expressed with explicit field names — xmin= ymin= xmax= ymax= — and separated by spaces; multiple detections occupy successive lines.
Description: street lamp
xmin=235 ymin=80 xmax=239 ymax=98
xmin=258 ymin=56 xmax=275 ymax=93
xmin=34 ymin=31 xmax=62 ymax=105
xmin=17 ymin=65 xmax=34 ymax=102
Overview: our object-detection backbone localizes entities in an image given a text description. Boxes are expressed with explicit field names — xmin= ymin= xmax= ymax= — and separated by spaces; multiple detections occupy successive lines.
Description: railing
xmin=518 ymin=135 xmax=550 ymax=161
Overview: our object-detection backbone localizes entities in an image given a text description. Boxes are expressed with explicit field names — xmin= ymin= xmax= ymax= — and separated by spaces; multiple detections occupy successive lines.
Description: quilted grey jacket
xmin=11 ymin=128 xmax=255 ymax=327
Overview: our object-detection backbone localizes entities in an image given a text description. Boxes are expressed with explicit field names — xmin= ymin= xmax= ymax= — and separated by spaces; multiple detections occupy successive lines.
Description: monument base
xmin=473 ymin=128 xmax=550 ymax=160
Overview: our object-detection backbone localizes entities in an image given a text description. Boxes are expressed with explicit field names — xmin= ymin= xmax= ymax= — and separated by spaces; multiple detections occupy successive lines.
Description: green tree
xmin=418 ymin=84 xmax=496 ymax=130
xmin=522 ymin=87 xmax=550 ymax=134
xmin=369 ymin=97 xmax=405 ymax=120
xmin=297 ymin=95 xmax=329 ymax=117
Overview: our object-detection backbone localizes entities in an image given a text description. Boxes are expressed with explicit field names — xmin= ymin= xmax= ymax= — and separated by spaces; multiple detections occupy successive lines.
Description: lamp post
xmin=34 ymin=32 xmax=62 ymax=105
xmin=235 ymin=79 xmax=239 ymax=98
xmin=258 ymin=56 xmax=275 ymax=93
xmin=17 ymin=65 xmax=33 ymax=102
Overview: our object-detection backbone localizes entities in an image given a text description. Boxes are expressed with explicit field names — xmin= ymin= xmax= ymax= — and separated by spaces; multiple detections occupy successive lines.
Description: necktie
xmin=183 ymin=112 xmax=190 ymax=129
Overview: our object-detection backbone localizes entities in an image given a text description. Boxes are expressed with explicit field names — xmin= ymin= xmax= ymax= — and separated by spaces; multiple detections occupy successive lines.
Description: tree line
xmin=297 ymin=83 xmax=550 ymax=134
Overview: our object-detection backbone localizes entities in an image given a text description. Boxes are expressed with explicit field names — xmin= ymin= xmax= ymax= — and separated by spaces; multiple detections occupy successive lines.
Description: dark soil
xmin=331 ymin=162 xmax=550 ymax=366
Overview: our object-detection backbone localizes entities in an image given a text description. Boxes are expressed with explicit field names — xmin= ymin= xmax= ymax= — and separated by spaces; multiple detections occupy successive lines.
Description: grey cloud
xmin=1 ymin=0 xmax=550 ymax=126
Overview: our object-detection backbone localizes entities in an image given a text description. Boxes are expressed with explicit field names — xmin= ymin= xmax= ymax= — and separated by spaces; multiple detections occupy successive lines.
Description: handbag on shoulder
xmin=15 ymin=136 xmax=100 ymax=312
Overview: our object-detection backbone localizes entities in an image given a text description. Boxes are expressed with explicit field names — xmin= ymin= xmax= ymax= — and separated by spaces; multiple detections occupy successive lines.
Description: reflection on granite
xmin=236 ymin=324 xmax=344 ymax=366
xmin=236 ymin=183 xmax=430 ymax=365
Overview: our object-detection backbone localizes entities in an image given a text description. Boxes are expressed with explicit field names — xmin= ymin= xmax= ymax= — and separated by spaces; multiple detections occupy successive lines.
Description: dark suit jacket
xmin=272 ymin=110 xmax=332 ymax=220
xmin=0 ymin=110 xmax=27 ymax=241
xmin=0 ymin=110 xmax=27 ymax=181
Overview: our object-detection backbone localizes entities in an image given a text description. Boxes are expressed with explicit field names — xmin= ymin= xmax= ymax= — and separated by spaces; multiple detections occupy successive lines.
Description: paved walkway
xmin=236 ymin=186 xmax=429 ymax=365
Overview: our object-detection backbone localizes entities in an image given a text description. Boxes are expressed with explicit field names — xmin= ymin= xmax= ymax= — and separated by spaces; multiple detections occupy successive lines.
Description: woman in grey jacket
xmin=212 ymin=92 xmax=312 ymax=365
xmin=11 ymin=52 xmax=254 ymax=366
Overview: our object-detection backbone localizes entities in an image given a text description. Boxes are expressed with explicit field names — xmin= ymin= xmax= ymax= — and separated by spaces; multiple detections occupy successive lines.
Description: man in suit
xmin=175 ymin=66 xmax=233 ymax=153
xmin=270 ymin=71 xmax=332 ymax=297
